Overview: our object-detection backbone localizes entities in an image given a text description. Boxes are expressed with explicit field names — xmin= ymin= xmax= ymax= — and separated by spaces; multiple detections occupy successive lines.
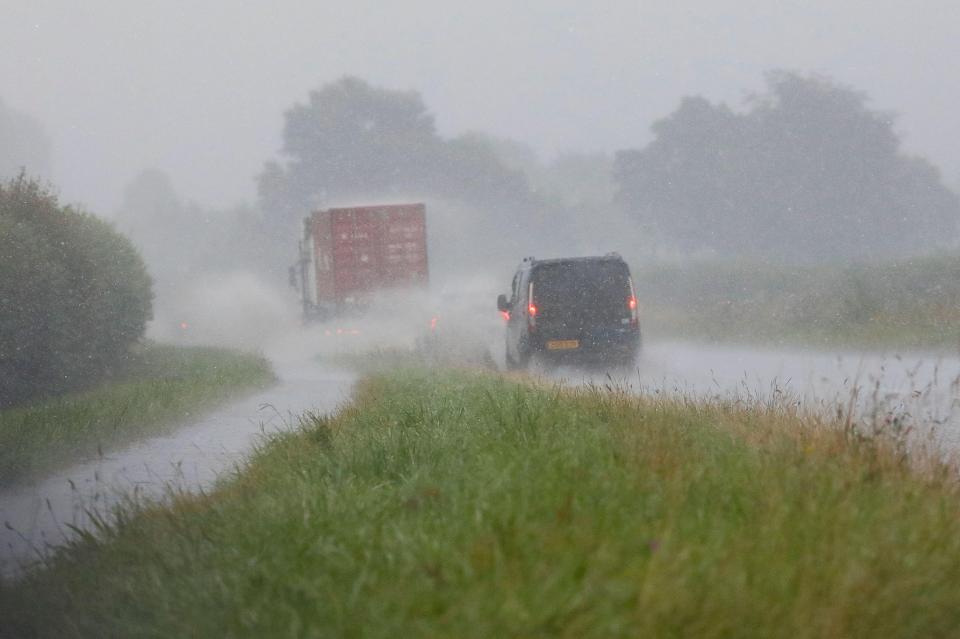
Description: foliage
xmin=633 ymin=254 xmax=960 ymax=348
xmin=256 ymin=77 xmax=536 ymax=239
xmin=615 ymin=71 xmax=960 ymax=260
xmin=256 ymin=77 xmax=617 ymax=280
xmin=254 ymin=76 xmax=653 ymax=278
xmin=114 ymin=168 xmax=280 ymax=288
xmin=5 ymin=370 xmax=960 ymax=637
xmin=0 ymin=174 xmax=153 ymax=407
xmin=0 ymin=342 xmax=274 ymax=485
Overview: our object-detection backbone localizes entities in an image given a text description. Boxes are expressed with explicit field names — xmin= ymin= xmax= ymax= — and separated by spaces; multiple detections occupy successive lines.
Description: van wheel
xmin=506 ymin=348 xmax=530 ymax=371
xmin=516 ymin=349 xmax=531 ymax=370
xmin=506 ymin=349 xmax=530 ymax=371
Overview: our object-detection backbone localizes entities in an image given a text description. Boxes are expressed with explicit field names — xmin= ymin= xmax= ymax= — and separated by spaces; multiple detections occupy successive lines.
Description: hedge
xmin=0 ymin=174 xmax=153 ymax=407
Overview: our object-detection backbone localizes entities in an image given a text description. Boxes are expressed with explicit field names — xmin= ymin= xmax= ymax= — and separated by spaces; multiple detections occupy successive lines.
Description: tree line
xmin=250 ymin=72 xmax=960 ymax=266
xmin=614 ymin=71 xmax=960 ymax=261
xmin=113 ymin=71 xmax=960 ymax=296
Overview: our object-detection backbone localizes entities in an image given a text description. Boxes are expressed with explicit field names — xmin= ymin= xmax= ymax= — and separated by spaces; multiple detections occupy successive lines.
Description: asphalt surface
xmin=545 ymin=340 xmax=960 ymax=448
xmin=0 ymin=354 xmax=355 ymax=577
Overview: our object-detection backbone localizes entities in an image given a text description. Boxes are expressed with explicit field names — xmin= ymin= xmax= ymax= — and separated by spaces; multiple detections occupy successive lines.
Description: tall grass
xmin=634 ymin=253 xmax=960 ymax=349
xmin=4 ymin=369 xmax=960 ymax=637
xmin=0 ymin=342 xmax=274 ymax=485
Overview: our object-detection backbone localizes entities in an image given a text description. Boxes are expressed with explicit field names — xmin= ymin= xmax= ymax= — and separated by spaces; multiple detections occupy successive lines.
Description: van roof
xmin=521 ymin=253 xmax=627 ymax=270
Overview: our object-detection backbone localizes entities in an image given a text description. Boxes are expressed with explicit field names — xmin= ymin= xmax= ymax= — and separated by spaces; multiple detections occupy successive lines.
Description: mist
xmin=3 ymin=2 xmax=960 ymax=214
xmin=3 ymin=2 xmax=960 ymax=357
xmin=10 ymin=6 xmax=960 ymax=620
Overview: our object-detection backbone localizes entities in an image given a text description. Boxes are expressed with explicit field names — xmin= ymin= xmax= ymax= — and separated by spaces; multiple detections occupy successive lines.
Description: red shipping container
xmin=298 ymin=203 xmax=428 ymax=318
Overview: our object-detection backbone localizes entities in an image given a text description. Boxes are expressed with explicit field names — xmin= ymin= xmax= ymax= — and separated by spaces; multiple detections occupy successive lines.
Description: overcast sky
xmin=3 ymin=1 xmax=959 ymax=214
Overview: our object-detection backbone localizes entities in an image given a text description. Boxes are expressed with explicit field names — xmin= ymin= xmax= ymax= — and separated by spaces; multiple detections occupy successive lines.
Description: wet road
xmin=546 ymin=340 xmax=960 ymax=448
xmin=4 ymin=335 xmax=960 ymax=575
xmin=0 ymin=355 xmax=355 ymax=576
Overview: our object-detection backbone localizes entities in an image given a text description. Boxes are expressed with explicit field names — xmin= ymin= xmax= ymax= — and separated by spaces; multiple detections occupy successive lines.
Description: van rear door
xmin=530 ymin=261 xmax=632 ymax=336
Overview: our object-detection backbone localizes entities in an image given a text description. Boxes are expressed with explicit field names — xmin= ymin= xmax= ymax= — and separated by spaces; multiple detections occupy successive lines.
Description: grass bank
xmin=634 ymin=254 xmax=960 ymax=350
xmin=0 ymin=342 xmax=274 ymax=486
xmin=4 ymin=370 xmax=960 ymax=637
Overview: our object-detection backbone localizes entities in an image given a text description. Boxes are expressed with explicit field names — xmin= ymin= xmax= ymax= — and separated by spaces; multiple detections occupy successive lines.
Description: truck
xmin=292 ymin=203 xmax=429 ymax=321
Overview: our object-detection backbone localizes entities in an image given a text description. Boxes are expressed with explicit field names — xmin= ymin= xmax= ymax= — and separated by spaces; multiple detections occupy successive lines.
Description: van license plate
xmin=547 ymin=340 xmax=579 ymax=350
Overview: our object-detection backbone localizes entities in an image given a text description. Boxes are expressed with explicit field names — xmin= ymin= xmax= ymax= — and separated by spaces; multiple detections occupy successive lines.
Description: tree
xmin=0 ymin=174 xmax=152 ymax=407
xmin=256 ymin=77 xmax=563 ymax=276
xmin=115 ymin=169 xmax=280 ymax=299
xmin=257 ymin=77 xmax=534 ymax=226
xmin=614 ymin=71 xmax=960 ymax=261
xmin=257 ymin=77 xmax=441 ymax=234
xmin=616 ymin=96 xmax=743 ymax=251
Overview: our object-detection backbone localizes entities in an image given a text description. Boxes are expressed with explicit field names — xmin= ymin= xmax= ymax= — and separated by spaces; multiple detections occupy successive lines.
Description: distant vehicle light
xmin=179 ymin=322 xmax=189 ymax=330
xmin=528 ymin=303 xmax=537 ymax=317
xmin=430 ymin=317 xmax=438 ymax=331
xmin=325 ymin=327 xmax=360 ymax=337
xmin=500 ymin=310 xmax=510 ymax=321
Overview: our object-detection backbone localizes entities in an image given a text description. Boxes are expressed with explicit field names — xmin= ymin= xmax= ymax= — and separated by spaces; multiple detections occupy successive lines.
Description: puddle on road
xmin=542 ymin=340 xmax=960 ymax=449
xmin=0 ymin=358 xmax=355 ymax=576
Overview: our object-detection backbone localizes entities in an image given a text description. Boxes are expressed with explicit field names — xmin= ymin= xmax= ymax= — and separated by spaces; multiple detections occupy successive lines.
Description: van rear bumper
xmin=530 ymin=325 xmax=640 ymax=362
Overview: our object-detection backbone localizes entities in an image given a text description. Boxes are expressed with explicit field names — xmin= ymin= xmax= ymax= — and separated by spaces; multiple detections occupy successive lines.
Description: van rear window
xmin=531 ymin=261 xmax=630 ymax=317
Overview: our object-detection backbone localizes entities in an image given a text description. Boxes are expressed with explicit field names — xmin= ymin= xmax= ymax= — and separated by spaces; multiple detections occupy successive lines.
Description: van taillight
xmin=628 ymin=294 xmax=639 ymax=327
xmin=528 ymin=282 xmax=537 ymax=331
xmin=628 ymin=296 xmax=637 ymax=311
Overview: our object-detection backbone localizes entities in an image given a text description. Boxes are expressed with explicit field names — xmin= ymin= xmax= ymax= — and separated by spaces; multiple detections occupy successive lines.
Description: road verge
xmin=3 ymin=368 xmax=960 ymax=636
xmin=0 ymin=342 xmax=274 ymax=486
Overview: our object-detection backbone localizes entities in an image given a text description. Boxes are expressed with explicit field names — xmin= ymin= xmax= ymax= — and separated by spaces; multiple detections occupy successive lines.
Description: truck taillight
xmin=528 ymin=303 xmax=537 ymax=317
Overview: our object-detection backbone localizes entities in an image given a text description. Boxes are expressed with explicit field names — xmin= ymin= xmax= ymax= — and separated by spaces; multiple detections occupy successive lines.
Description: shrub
xmin=0 ymin=174 xmax=153 ymax=407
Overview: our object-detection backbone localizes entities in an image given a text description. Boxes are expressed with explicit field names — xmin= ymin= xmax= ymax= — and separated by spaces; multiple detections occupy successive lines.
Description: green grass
xmin=0 ymin=342 xmax=274 ymax=486
xmin=4 ymin=369 xmax=960 ymax=637
xmin=633 ymin=254 xmax=960 ymax=350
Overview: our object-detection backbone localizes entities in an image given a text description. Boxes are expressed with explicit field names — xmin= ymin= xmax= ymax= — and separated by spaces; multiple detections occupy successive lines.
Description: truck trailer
xmin=293 ymin=203 xmax=428 ymax=321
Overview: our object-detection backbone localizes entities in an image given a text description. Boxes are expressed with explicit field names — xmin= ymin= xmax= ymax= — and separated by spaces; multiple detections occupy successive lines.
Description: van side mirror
xmin=497 ymin=294 xmax=510 ymax=312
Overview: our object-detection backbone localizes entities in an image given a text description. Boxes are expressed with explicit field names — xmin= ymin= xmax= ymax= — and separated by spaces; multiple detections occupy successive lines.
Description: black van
xmin=497 ymin=254 xmax=641 ymax=369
